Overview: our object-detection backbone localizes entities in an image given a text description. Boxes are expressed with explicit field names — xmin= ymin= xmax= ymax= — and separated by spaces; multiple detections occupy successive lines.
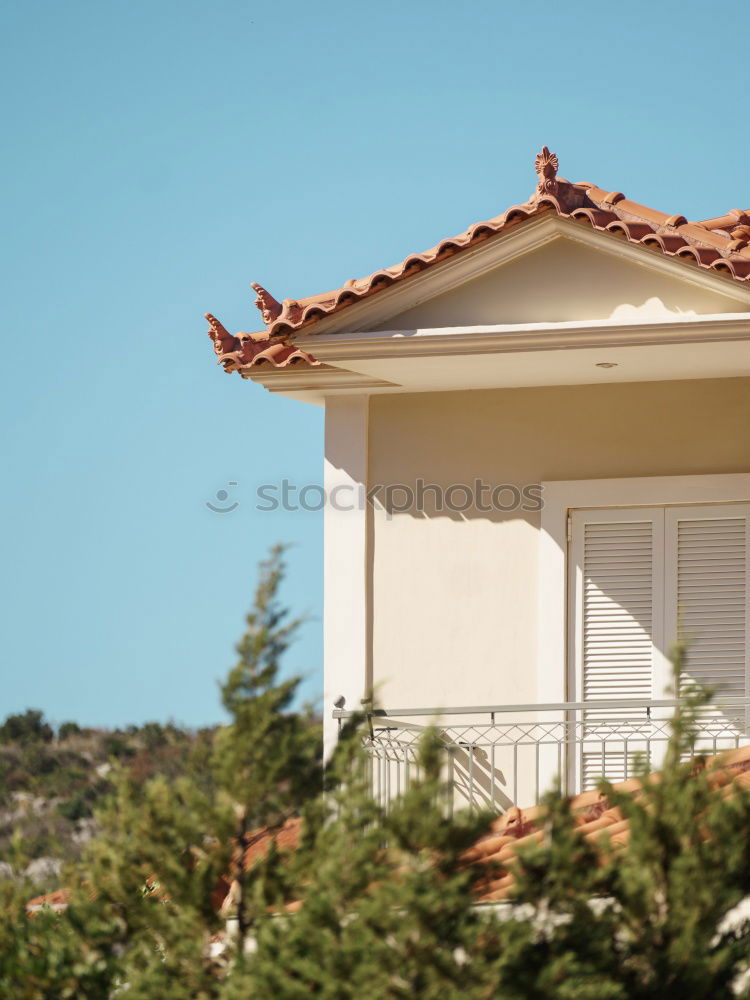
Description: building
xmin=207 ymin=148 xmax=750 ymax=808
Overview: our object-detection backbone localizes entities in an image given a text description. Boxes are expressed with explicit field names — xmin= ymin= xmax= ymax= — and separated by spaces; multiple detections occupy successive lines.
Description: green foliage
xmin=0 ymin=881 xmax=121 ymax=1000
xmin=73 ymin=770 xmax=234 ymax=998
xmin=57 ymin=721 xmax=82 ymax=741
xmin=57 ymin=787 xmax=98 ymax=823
xmin=4 ymin=559 xmax=750 ymax=1000
xmin=0 ymin=544 xmax=323 ymax=997
xmin=0 ymin=710 xmax=54 ymax=745
xmin=227 ymin=727 xmax=495 ymax=1000
xmin=213 ymin=543 xmax=321 ymax=820
xmin=102 ymin=732 xmax=136 ymax=759
xmin=0 ymin=722 xmax=217 ymax=867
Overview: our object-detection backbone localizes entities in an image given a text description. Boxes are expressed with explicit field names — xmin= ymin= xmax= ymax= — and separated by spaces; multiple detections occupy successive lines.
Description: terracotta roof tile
xmin=206 ymin=148 xmax=750 ymax=371
xmin=26 ymin=888 xmax=72 ymax=913
xmin=241 ymin=815 xmax=302 ymax=871
xmin=26 ymin=876 xmax=168 ymax=916
xmin=471 ymin=742 xmax=750 ymax=902
xmin=217 ymin=817 xmax=304 ymax=917
xmin=205 ymin=313 xmax=320 ymax=376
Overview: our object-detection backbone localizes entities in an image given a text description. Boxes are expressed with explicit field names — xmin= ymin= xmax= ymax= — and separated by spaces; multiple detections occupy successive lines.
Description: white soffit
xmin=341 ymin=339 xmax=750 ymax=392
xmin=250 ymin=314 xmax=750 ymax=402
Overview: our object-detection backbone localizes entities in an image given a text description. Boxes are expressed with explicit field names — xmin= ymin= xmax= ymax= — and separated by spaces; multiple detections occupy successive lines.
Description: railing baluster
xmin=448 ymin=748 xmax=455 ymax=819
xmin=578 ymin=713 xmax=584 ymax=795
xmin=490 ymin=742 xmax=496 ymax=810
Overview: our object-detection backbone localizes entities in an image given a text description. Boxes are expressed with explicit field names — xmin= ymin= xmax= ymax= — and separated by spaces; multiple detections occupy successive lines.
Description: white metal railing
xmin=333 ymin=698 xmax=750 ymax=812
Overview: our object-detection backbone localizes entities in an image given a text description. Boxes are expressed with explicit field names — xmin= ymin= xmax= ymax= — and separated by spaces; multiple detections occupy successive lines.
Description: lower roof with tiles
xmin=220 ymin=742 xmax=750 ymax=908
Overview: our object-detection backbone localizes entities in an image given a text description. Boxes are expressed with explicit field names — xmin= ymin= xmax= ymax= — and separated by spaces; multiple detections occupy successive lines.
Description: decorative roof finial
xmin=205 ymin=313 xmax=238 ymax=358
xmin=251 ymin=283 xmax=282 ymax=326
xmin=535 ymin=146 xmax=559 ymax=196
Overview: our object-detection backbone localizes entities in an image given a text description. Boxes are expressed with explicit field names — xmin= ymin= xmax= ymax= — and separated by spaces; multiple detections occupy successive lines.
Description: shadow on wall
xmin=367 ymin=479 xmax=543 ymax=527
xmin=451 ymin=743 xmax=515 ymax=812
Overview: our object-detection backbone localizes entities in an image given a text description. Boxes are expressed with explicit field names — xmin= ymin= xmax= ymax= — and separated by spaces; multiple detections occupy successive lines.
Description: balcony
xmin=333 ymin=697 xmax=750 ymax=812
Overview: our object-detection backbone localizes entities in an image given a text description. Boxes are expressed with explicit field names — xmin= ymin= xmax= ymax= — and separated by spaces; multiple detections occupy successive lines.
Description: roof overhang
xmin=249 ymin=311 xmax=750 ymax=405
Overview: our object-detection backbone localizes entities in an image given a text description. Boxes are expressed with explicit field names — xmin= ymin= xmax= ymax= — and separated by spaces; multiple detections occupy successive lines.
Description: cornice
xmin=247 ymin=366 xmax=398 ymax=394
xmin=304 ymin=314 xmax=750 ymax=363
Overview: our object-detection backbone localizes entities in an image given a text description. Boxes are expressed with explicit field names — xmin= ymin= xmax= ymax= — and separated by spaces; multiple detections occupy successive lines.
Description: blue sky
xmin=2 ymin=0 xmax=748 ymax=728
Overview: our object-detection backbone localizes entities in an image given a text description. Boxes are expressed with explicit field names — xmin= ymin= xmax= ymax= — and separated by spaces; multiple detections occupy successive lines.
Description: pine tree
xmin=225 ymin=725 xmax=496 ymax=999
xmin=212 ymin=542 xmax=322 ymax=954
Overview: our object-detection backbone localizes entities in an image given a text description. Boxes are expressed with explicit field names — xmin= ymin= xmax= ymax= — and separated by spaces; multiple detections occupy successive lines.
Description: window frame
xmin=538 ymin=475 xmax=750 ymax=706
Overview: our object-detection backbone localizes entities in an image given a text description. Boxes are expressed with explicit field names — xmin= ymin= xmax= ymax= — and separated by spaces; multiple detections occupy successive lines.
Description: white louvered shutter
xmin=665 ymin=505 xmax=750 ymax=726
xmin=570 ymin=502 xmax=750 ymax=790
xmin=570 ymin=509 xmax=665 ymax=787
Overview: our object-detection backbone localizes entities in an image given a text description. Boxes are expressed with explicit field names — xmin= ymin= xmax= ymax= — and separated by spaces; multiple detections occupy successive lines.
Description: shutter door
xmin=581 ymin=519 xmax=657 ymax=703
xmin=570 ymin=502 xmax=750 ymax=791
xmin=570 ymin=509 xmax=664 ymax=787
xmin=665 ymin=505 xmax=750 ymax=724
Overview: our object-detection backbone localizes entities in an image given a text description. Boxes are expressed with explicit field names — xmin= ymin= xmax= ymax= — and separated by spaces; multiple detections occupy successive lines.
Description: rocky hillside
xmin=0 ymin=710 xmax=216 ymax=890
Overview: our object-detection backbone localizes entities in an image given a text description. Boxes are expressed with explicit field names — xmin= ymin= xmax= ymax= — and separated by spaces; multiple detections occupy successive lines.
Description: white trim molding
xmin=538 ymin=474 xmax=750 ymax=704
xmin=250 ymin=366 xmax=397 ymax=401
xmin=304 ymin=314 xmax=750 ymax=363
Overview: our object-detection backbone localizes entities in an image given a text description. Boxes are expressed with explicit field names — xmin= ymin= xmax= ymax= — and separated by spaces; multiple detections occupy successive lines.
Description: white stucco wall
xmin=368 ymin=377 xmax=750 ymax=710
